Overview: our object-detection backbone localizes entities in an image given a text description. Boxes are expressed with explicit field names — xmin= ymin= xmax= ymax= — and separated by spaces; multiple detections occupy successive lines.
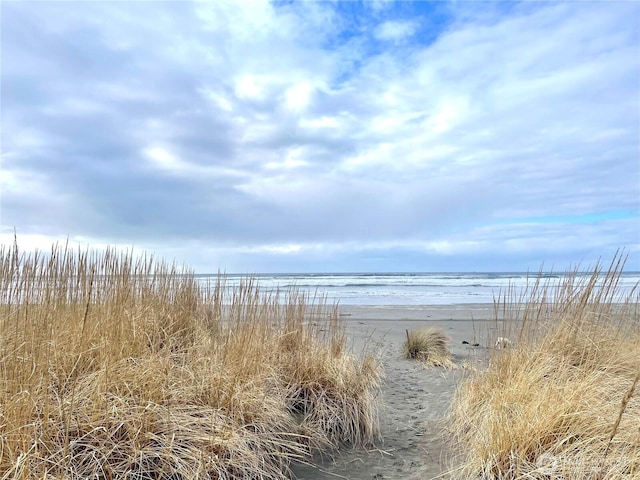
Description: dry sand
xmin=291 ymin=304 xmax=498 ymax=480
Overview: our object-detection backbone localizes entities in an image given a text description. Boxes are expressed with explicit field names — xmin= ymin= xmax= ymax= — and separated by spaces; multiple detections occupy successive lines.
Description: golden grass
xmin=448 ymin=255 xmax=640 ymax=479
xmin=403 ymin=327 xmax=453 ymax=367
xmin=0 ymin=241 xmax=381 ymax=479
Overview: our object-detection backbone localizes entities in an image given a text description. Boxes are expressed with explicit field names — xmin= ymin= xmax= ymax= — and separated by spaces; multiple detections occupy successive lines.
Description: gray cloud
xmin=1 ymin=1 xmax=638 ymax=271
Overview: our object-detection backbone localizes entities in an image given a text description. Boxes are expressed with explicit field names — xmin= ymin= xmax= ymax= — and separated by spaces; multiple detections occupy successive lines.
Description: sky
xmin=1 ymin=0 xmax=639 ymax=273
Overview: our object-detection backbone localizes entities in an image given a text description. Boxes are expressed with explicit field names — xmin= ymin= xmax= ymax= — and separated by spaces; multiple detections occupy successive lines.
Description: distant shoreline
xmin=336 ymin=303 xmax=496 ymax=321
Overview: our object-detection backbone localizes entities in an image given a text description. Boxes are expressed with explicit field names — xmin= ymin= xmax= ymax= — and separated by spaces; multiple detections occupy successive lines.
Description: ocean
xmin=196 ymin=272 xmax=640 ymax=306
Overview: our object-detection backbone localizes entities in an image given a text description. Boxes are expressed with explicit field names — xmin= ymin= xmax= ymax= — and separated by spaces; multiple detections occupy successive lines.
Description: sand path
xmin=291 ymin=305 xmax=495 ymax=480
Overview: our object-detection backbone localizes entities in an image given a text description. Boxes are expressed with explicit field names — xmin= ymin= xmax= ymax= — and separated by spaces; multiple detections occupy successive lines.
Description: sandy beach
xmin=291 ymin=304 xmax=497 ymax=480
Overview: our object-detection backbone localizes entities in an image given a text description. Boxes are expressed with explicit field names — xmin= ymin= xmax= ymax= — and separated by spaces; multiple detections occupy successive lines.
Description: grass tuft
xmin=403 ymin=327 xmax=453 ymax=367
xmin=448 ymin=255 xmax=640 ymax=479
xmin=0 ymin=241 xmax=381 ymax=479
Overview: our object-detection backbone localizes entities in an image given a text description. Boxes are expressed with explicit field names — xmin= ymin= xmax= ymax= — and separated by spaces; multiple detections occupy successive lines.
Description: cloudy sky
xmin=2 ymin=1 xmax=639 ymax=273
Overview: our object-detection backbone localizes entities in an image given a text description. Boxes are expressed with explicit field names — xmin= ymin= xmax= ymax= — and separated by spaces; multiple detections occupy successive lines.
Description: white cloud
xmin=375 ymin=20 xmax=418 ymax=41
xmin=264 ymin=148 xmax=310 ymax=171
xmin=427 ymin=97 xmax=470 ymax=133
xmin=233 ymin=75 xmax=269 ymax=101
xmin=144 ymin=146 xmax=182 ymax=172
xmin=1 ymin=1 xmax=638 ymax=271
xmin=285 ymin=82 xmax=314 ymax=111
xmin=300 ymin=115 xmax=342 ymax=129
xmin=199 ymin=87 xmax=234 ymax=112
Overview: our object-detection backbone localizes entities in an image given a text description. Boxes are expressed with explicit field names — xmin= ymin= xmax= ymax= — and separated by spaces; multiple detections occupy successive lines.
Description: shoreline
xmin=336 ymin=303 xmax=496 ymax=320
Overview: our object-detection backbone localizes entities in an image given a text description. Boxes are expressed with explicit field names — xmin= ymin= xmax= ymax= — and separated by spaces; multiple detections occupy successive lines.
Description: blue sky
xmin=1 ymin=0 xmax=639 ymax=273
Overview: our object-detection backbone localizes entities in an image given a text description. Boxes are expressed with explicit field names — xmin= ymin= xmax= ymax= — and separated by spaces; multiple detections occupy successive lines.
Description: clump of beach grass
xmin=403 ymin=327 xmax=453 ymax=367
xmin=0 ymin=240 xmax=381 ymax=479
xmin=448 ymin=255 xmax=640 ymax=479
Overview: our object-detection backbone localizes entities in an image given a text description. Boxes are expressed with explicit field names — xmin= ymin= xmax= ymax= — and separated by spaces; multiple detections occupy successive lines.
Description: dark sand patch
xmin=291 ymin=305 xmax=495 ymax=480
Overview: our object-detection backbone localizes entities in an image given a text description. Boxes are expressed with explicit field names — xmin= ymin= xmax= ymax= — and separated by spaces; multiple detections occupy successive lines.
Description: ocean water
xmin=196 ymin=272 xmax=640 ymax=306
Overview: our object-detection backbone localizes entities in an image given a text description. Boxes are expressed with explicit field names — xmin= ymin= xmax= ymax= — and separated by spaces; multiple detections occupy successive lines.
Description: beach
xmin=291 ymin=304 xmax=497 ymax=480
xmin=4 ymin=249 xmax=636 ymax=479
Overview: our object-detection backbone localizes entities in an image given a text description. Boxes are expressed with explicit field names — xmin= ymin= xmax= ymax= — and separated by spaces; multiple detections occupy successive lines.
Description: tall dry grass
xmin=448 ymin=256 xmax=640 ymax=479
xmin=403 ymin=327 xmax=453 ymax=368
xmin=0 ymin=241 xmax=381 ymax=479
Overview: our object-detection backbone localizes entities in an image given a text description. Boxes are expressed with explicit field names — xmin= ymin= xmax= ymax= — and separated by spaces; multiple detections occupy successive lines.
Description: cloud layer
xmin=2 ymin=1 xmax=639 ymax=272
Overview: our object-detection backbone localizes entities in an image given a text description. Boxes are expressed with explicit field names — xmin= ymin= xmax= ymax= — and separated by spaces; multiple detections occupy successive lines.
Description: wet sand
xmin=291 ymin=304 xmax=498 ymax=480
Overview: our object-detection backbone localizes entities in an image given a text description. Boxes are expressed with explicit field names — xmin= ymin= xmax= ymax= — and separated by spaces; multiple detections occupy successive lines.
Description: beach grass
xmin=448 ymin=256 xmax=640 ymax=479
xmin=403 ymin=327 xmax=453 ymax=367
xmin=0 ymin=241 xmax=381 ymax=479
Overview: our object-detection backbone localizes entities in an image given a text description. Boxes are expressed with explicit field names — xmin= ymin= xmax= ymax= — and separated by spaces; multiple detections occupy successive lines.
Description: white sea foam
xmin=195 ymin=272 xmax=640 ymax=306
